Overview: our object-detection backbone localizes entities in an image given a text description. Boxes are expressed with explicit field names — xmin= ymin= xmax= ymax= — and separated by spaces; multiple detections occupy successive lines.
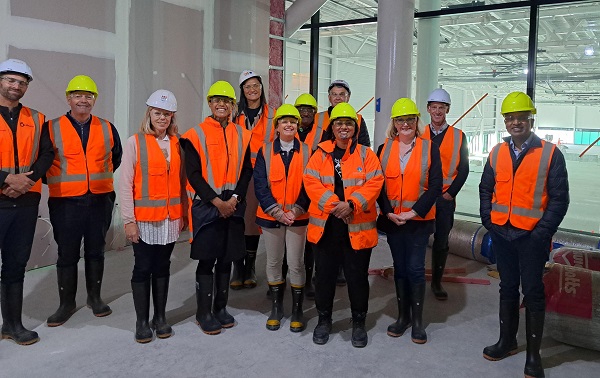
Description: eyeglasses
xmin=333 ymin=120 xmax=356 ymax=128
xmin=393 ymin=117 xmax=417 ymax=125
xmin=1 ymin=76 xmax=29 ymax=88
xmin=297 ymin=107 xmax=315 ymax=114
xmin=70 ymin=93 xmax=95 ymax=101
xmin=151 ymin=110 xmax=173 ymax=118
xmin=243 ymin=83 xmax=262 ymax=91
xmin=329 ymin=92 xmax=349 ymax=99
xmin=210 ymin=96 xmax=233 ymax=105
xmin=504 ymin=114 xmax=533 ymax=124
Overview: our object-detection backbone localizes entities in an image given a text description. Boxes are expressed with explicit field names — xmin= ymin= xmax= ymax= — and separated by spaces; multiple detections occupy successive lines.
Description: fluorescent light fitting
xmin=584 ymin=46 xmax=594 ymax=56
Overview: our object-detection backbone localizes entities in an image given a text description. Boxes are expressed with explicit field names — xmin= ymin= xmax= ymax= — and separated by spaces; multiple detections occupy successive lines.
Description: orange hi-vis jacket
xmin=46 ymin=115 xmax=114 ymax=197
xmin=379 ymin=137 xmax=436 ymax=221
xmin=236 ymin=104 xmax=275 ymax=166
xmin=422 ymin=125 xmax=463 ymax=192
xmin=133 ymin=133 xmax=183 ymax=222
xmin=0 ymin=106 xmax=45 ymax=195
xmin=255 ymin=139 xmax=310 ymax=223
xmin=303 ymin=140 xmax=384 ymax=250
xmin=308 ymin=111 xmax=364 ymax=152
xmin=489 ymin=140 xmax=555 ymax=231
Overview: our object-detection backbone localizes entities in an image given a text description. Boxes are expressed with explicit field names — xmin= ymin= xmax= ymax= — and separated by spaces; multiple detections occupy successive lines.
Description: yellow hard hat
xmin=294 ymin=93 xmax=318 ymax=110
xmin=329 ymin=102 xmax=358 ymax=123
xmin=501 ymin=91 xmax=536 ymax=115
xmin=273 ymin=104 xmax=301 ymax=127
xmin=206 ymin=81 xmax=236 ymax=102
xmin=66 ymin=75 xmax=98 ymax=97
xmin=391 ymin=98 xmax=420 ymax=119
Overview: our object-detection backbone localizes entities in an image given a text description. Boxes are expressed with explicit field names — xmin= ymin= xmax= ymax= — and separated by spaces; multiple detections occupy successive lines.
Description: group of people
xmin=0 ymin=58 xmax=568 ymax=378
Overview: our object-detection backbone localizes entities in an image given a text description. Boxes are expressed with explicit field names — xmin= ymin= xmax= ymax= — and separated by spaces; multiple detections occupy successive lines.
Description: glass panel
xmin=537 ymin=1 xmax=600 ymax=232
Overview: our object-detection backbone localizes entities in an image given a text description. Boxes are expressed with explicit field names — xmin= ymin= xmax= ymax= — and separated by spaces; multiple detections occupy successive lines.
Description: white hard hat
xmin=328 ymin=79 xmax=351 ymax=94
xmin=427 ymin=88 xmax=451 ymax=105
xmin=239 ymin=69 xmax=261 ymax=86
xmin=0 ymin=58 xmax=33 ymax=82
xmin=146 ymin=89 xmax=177 ymax=112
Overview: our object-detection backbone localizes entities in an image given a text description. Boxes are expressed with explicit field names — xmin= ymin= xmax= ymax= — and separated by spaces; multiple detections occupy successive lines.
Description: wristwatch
xmin=232 ymin=194 xmax=241 ymax=203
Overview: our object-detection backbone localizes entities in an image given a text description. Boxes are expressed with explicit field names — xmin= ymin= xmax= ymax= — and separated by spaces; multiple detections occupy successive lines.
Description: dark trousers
xmin=49 ymin=195 xmax=114 ymax=268
xmin=313 ymin=232 xmax=372 ymax=314
xmin=0 ymin=206 xmax=38 ymax=284
xmin=491 ymin=232 xmax=550 ymax=312
xmin=196 ymin=258 xmax=232 ymax=275
xmin=432 ymin=197 xmax=455 ymax=254
xmin=386 ymin=230 xmax=430 ymax=284
xmin=131 ymin=240 xmax=175 ymax=283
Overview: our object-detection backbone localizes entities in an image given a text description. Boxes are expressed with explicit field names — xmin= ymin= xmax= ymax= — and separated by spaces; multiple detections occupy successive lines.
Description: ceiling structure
xmin=285 ymin=0 xmax=600 ymax=105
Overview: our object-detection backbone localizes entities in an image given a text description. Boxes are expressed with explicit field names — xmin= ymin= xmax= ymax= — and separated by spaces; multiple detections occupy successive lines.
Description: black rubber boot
xmin=132 ymin=280 xmax=153 ymax=343
xmin=151 ymin=276 xmax=172 ymax=339
xmin=483 ymin=300 xmax=519 ymax=361
xmin=351 ymin=312 xmax=368 ymax=348
xmin=1 ymin=282 xmax=39 ymax=345
xmin=290 ymin=286 xmax=305 ymax=332
xmin=524 ymin=309 xmax=545 ymax=378
xmin=336 ymin=266 xmax=346 ymax=286
xmin=195 ymin=274 xmax=221 ymax=335
xmin=387 ymin=279 xmax=412 ymax=337
xmin=214 ymin=272 xmax=235 ymax=328
xmin=243 ymin=250 xmax=257 ymax=289
xmin=410 ymin=282 xmax=427 ymax=344
xmin=85 ymin=259 xmax=112 ymax=317
xmin=266 ymin=283 xmax=285 ymax=331
xmin=312 ymin=310 xmax=332 ymax=345
xmin=230 ymin=258 xmax=244 ymax=290
xmin=431 ymin=248 xmax=448 ymax=300
xmin=47 ymin=265 xmax=78 ymax=327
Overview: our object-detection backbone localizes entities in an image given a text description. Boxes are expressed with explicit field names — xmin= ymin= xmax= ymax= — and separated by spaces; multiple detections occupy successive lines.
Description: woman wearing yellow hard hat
xmin=376 ymin=98 xmax=442 ymax=345
xmin=303 ymin=102 xmax=384 ymax=348
xmin=253 ymin=104 xmax=310 ymax=332
xmin=180 ymin=81 xmax=253 ymax=335
xmin=119 ymin=89 xmax=185 ymax=343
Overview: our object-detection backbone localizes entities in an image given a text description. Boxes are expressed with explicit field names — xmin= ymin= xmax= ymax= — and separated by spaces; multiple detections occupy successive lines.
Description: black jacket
xmin=479 ymin=133 xmax=569 ymax=242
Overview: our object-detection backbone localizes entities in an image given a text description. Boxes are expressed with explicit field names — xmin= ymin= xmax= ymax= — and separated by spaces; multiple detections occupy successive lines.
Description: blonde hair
xmin=139 ymin=107 xmax=177 ymax=136
xmin=385 ymin=117 xmax=423 ymax=139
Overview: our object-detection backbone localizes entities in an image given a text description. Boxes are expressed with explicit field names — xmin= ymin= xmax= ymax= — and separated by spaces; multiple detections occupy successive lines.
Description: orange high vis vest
xmin=47 ymin=115 xmax=114 ymax=197
xmin=256 ymin=139 xmax=310 ymax=222
xmin=0 ymin=106 xmax=45 ymax=195
xmin=311 ymin=111 xmax=364 ymax=152
xmin=235 ymin=104 xmax=275 ymax=166
xmin=133 ymin=133 xmax=183 ymax=222
xmin=303 ymin=140 xmax=384 ymax=250
xmin=182 ymin=117 xmax=252 ymax=199
xmin=379 ymin=137 xmax=436 ymax=221
xmin=422 ymin=125 xmax=463 ymax=192
xmin=489 ymin=140 xmax=555 ymax=231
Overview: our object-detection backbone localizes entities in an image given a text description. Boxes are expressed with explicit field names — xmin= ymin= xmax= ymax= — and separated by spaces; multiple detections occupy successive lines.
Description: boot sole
xmin=243 ymin=282 xmax=257 ymax=289
xmin=411 ymin=338 xmax=427 ymax=344
xmin=230 ymin=283 xmax=244 ymax=290
xmin=387 ymin=329 xmax=408 ymax=338
xmin=135 ymin=337 xmax=153 ymax=343
xmin=195 ymin=321 xmax=221 ymax=335
xmin=47 ymin=309 xmax=76 ymax=327
xmin=313 ymin=335 xmax=329 ymax=345
xmin=1 ymin=334 xmax=40 ymax=345
xmin=483 ymin=349 xmax=518 ymax=361
xmin=352 ymin=340 xmax=367 ymax=348
xmin=86 ymin=305 xmax=112 ymax=317
xmin=156 ymin=332 xmax=172 ymax=339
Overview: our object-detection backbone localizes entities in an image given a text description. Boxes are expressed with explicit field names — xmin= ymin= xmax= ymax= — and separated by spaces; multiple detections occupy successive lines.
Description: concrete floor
xmin=2 ymin=236 xmax=599 ymax=378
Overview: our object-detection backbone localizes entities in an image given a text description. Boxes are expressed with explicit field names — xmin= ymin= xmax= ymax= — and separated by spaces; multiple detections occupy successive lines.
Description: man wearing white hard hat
xmin=230 ymin=70 xmax=275 ymax=292
xmin=45 ymin=75 xmax=122 ymax=327
xmin=119 ymin=89 xmax=186 ymax=343
xmin=317 ymin=79 xmax=372 ymax=286
xmin=0 ymin=58 xmax=54 ymax=345
xmin=421 ymin=88 xmax=469 ymax=301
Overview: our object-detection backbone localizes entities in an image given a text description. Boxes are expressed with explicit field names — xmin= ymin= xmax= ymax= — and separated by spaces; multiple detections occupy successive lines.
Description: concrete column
xmin=415 ymin=0 xmax=441 ymax=125
xmin=374 ymin=0 xmax=415 ymax=148
xmin=270 ymin=0 xmax=285 ymax=108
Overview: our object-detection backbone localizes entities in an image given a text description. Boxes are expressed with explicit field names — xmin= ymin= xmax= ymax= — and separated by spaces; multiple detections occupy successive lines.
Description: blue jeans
xmin=386 ymin=230 xmax=430 ymax=284
xmin=491 ymin=231 xmax=550 ymax=312
xmin=0 ymin=206 xmax=38 ymax=284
